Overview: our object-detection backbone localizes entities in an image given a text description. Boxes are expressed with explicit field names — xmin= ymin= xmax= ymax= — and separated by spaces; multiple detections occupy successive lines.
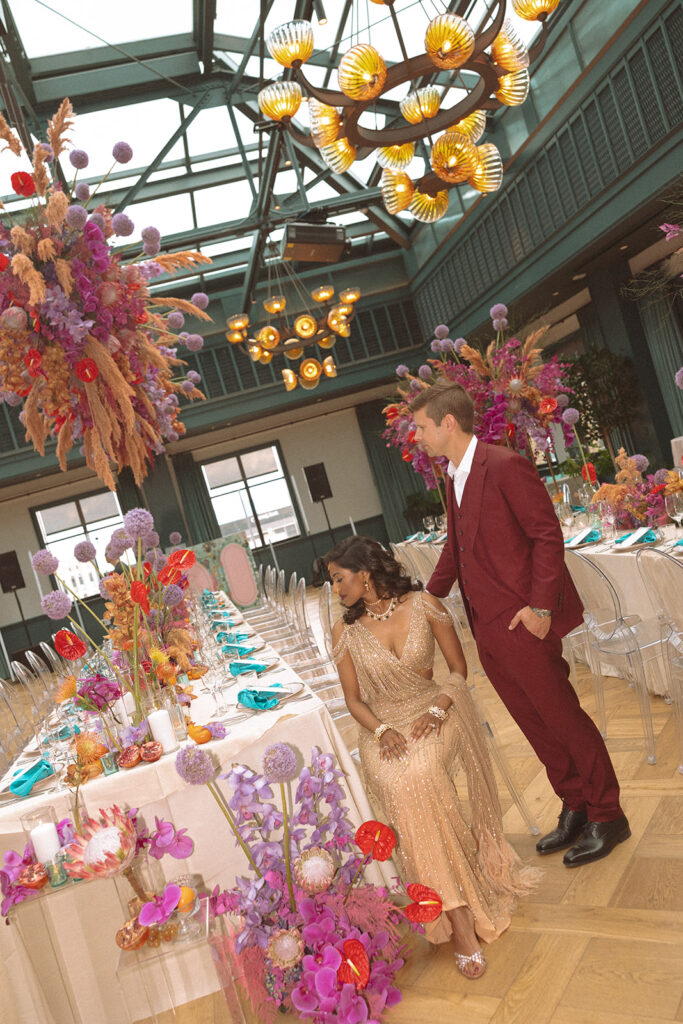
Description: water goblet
xmin=665 ymin=492 xmax=683 ymax=531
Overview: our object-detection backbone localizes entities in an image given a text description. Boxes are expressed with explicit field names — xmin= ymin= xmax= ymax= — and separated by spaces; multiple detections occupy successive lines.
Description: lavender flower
xmin=562 ymin=407 xmax=580 ymax=425
xmin=123 ymin=507 xmax=155 ymax=540
xmin=41 ymin=590 xmax=73 ymax=620
xmin=74 ymin=539 xmax=97 ymax=563
xmin=433 ymin=323 xmax=449 ymax=339
xmin=395 ymin=364 xmax=409 ymax=378
xmin=207 ymin=721 xmax=227 ymax=739
xmin=633 ymin=454 xmax=649 ymax=473
xmin=262 ymin=743 xmax=298 ymax=783
xmin=74 ymin=181 xmax=90 ymax=202
xmin=32 ymin=549 xmax=59 ymax=575
xmin=167 ymin=311 xmax=184 ymax=329
xmin=418 ymin=364 xmax=432 ymax=379
xmin=191 ymin=291 xmax=209 ymax=309
xmin=162 ymin=584 xmax=183 ymax=607
xmin=120 ymin=721 xmax=150 ymax=747
xmin=676 ymin=366 xmax=683 ymax=389
xmin=66 ymin=205 xmax=88 ymax=230
xmin=69 ymin=149 xmax=89 ymax=169
xmin=175 ymin=745 xmax=215 ymax=785
xmin=169 ymin=531 xmax=182 ymax=545
xmin=147 ymin=818 xmax=194 ymax=860
xmin=185 ymin=334 xmax=204 ymax=352
xmin=111 ymin=212 xmax=134 ymax=236
xmin=112 ymin=141 xmax=133 ymax=163
xmin=490 ymin=302 xmax=508 ymax=320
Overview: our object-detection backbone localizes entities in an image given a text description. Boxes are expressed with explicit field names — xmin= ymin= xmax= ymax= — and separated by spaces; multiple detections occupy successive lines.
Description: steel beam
xmin=193 ymin=0 xmax=216 ymax=71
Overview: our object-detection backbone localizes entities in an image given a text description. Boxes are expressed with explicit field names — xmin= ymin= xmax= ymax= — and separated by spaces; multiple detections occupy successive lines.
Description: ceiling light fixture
xmin=259 ymin=0 xmax=562 ymax=223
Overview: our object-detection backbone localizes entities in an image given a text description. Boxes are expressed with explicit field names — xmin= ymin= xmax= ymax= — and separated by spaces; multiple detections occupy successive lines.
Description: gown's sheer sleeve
xmin=421 ymin=595 xmax=453 ymax=624
xmin=331 ymin=621 xmax=349 ymax=664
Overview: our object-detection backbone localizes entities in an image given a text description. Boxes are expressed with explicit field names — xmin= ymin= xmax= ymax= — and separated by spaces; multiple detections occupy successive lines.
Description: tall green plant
xmin=566 ymin=349 xmax=640 ymax=462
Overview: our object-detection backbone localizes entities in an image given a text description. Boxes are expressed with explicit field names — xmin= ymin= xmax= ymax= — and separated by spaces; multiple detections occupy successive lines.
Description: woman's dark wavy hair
xmin=324 ymin=535 xmax=422 ymax=625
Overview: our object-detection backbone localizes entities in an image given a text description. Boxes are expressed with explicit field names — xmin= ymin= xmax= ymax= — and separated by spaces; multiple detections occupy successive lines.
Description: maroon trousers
xmin=472 ymin=608 xmax=622 ymax=822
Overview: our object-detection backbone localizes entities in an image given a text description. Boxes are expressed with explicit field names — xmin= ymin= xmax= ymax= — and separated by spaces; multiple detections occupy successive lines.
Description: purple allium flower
xmin=262 ymin=742 xmax=298 ymax=783
xmin=66 ymin=205 xmax=88 ymax=230
xmin=453 ymin=337 xmax=466 ymax=353
xmin=32 ymin=549 xmax=59 ymax=575
xmin=181 ymin=380 xmax=195 ymax=393
xmin=123 ymin=507 xmax=155 ymax=540
xmin=410 ymin=379 xmax=422 ymax=391
xmin=74 ymin=181 xmax=90 ymax=202
xmin=190 ymin=291 xmax=209 ymax=310
xmin=490 ymin=302 xmax=508 ymax=320
xmin=88 ymin=213 xmax=106 ymax=232
xmin=633 ymin=454 xmax=649 ymax=473
xmin=141 ymin=530 xmax=160 ymax=550
xmin=111 ymin=212 xmax=134 ymax=237
xmin=653 ymin=468 xmax=669 ymax=485
xmin=162 ymin=584 xmax=184 ymax=607
xmin=418 ymin=364 xmax=432 ymax=379
xmin=556 ymin=393 xmax=569 ymax=407
xmin=141 ymin=226 xmax=161 ymax=245
xmin=41 ymin=590 xmax=73 ymax=620
xmin=175 ymin=745 xmax=215 ymax=785
xmin=112 ymin=141 xmax=133 ymax=164
xmin=675 ymin=366 xmax=683 ymax=389
xmin=430 ymin=339 xmax=442 ymax=353
xmin=73 ymin=540 xmax=97 ymax=563
xmin=185 ymin=334 xmax=204 ymax=352
xmin=143 ymin=239 xmax=160 ymax=257
xmin=39 ymin=143 xmax=54 ymax=161
xmin=167 ymin=311 xmax=185 ymax=329
xmin=562 ymin=407 xmax=580 ymax=425
xmin=433 ymin=323 xmax=449 ymax=339
xmin=69 ymin=149 xmax=89 ymax=169
xmin=186 ymin=371 xmax=200 ymax=384
xmin=4 ymin=391 xmax=22 ymax=406
xmin=207 ymin=721 xmax=226 ymax=739
xmin=492 ymin=317 xmax=508 ymax=331
xmin=169 ymin=531 xmax=182 ymax=545
xmin=99 ymin=576 xmax=113 ymax=599
xmin=395 ymin=364 xmax=409 ymax=378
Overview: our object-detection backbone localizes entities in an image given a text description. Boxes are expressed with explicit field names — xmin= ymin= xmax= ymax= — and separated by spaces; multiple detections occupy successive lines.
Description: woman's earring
xmin=364 ymin=579 xmax=369 ymax=591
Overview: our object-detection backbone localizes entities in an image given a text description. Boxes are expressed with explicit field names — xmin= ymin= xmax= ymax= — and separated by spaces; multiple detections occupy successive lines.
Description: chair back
xmin=39 ymin=641 xmax=64 ymax=675
xmin=565 ymin=550 xmax=636 ymax=647
xmin=636 ymin=549 xmax=683 ymax=634
xmin=317 ymin=581 xmax=334 ymax=660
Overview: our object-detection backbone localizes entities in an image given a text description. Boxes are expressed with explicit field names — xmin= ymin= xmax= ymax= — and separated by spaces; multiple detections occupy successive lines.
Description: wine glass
xmin=665 ymin=492 xmax=683 ymax=531
xmin=556 ymin=502 xmax=574 ymax=534
xmin=596 ymin=501 xmax=616 ymax=541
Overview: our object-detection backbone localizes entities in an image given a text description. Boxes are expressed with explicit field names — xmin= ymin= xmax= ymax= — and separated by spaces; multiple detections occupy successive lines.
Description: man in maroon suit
xmin=411 ymin=381 xmax=629 ymax=866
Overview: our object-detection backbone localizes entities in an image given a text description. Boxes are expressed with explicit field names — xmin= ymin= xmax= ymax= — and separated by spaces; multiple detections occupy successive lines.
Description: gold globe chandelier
xmin=259 ymin=0 xmax=562 ymax=223
xmin=226 ymin=252 xmax=360 ymax=391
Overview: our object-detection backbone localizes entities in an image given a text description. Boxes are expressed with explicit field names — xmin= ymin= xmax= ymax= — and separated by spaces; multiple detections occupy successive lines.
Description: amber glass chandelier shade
xmin=248 ymin=344 xmax=263 ymax=361
xmin=512 ymin=0 xmax=561 ymax=19
xmin=320 ymin=137 xmax=357 ymax=173
xmin=266 ymin=20 xmax=314 ymax=67
xmin=284 ymin=344 xmax=304 ymax=360
xmin=263 ymin=295 xmax=286 ymax=314
xmin=282 ymin=369 xmax=298 ymax=390
xmin=380 ymin=169 xmax=414 ymax=214
xmin=294 ymin=314 xmax=318 ymax=339
xmin=300 ymin=376 xmax=320 ymax=390
xmin=469 ymin=143 xmax=504 ymax=193
xmin=449 ymin=109 xmax=487 ymax=143
xmin=491 ymin=19 xmax=530 ymax=72
xmin=376 ymin=142 xmax=415 ymax=171
xmin=309 ymin=99 xmax=342 ymax=146
xmin=400 ymin=86 xmax=440 ymax=125
xmin=322 ymin=356 xmax=337 ymax=377
xmin=311 ymin=284 xmax=335 ymax=303
xmin=227 ymin=313 xmax=249 ymax=330
xmin=425 ymin=14 xmax=475 ymax=70
xmin=333 ymin=302 xmax=353 ymax=317
xmin=336 ymin=321 xmax=351 ymax=337
xmin=300 ymin=357 xmax=322 ymax=382
xmin=258 ymin=82 xmax=303 ymax=121
xmin=259 ymin=351 xmax=274 ymax=364
xmin=256 ymin=325 xmax=281 ymax=349
xmin=338 ymin=44 xmax=387 ymax=101
xmin=495 ymin=68 xmax=530 ymax=105
xmin=226 ymin=330 xmax=245 ymax=344
xmin=338 ymin=287 xmax=360 ymax=303
xmin=430 ymin=131 xmax=478 ymax=184
xmin=317 ymin=334 xmax=336 ymax=349
xmin=409 ymin=188 xmax=449 ymax=223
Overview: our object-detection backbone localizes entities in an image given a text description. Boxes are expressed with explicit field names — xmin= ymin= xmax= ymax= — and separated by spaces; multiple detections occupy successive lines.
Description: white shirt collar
xmin=447 ymin=435 xmax=478 ymax=480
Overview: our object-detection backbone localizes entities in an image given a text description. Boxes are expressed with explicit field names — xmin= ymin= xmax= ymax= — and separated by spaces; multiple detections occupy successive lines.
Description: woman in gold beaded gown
xmin=327 ymin=536 xmax=538 ymax=979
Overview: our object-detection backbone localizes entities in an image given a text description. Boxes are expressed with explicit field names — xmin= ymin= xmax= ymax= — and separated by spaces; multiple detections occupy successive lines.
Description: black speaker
xmin=0 ymin=551 xmax=25 ymax=593
xmin=303 ymin=463 xmax=332 ymax=503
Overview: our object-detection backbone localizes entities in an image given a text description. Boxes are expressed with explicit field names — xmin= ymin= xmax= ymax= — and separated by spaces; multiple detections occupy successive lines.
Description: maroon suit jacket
xmin=428 ymin=441 xmax=583 ymax=638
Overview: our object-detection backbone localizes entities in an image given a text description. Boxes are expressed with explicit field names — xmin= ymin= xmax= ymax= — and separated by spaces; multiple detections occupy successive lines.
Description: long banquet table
xmin=0 ymin=597 xmax=381 ymax=1024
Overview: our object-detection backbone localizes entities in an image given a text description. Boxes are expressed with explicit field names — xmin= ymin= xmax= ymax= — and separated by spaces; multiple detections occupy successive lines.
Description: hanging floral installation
xmin=0 ymin=99 xmax=211 ymax=489
xmin=383 ymin=302 xmax=573 ymax=491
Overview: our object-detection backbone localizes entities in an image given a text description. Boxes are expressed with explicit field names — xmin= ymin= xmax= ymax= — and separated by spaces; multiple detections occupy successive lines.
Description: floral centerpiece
xmin=176 ymin=742 xmax=440 ymax=1021
xmin=590 ymin=449 xmax=683 ymax=529
xmin=0 ymin=100 xmax=211 ymax=488
xmin=383 ymin=303 xmax=572 ymax=491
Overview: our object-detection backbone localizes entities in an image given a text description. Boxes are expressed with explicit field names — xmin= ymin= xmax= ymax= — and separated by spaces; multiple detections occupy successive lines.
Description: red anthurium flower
xmin=143 ymin=561 xmax=152 ymax=577
xmin=581 ymin=462 xmax=597 ymax=484
xmin=538 ymin=396 xmax=558 ymax=416
xmin=355 ymin=820 xmax=396 ymax=862
xmin=650 ymin=483 xmax=666 ymax=496
xmin=406 ymin=430 xmax=416 ymax=444
xmin=337 ymin=939 xmax=370 ymax=990
xmin=506 ymin=422 xmax=516 ymax=442
xmin=75 ymin=358 xmax=99 ymax=383
xmin=141 ymin=659 xmax=152 ymax=674
xmin=23 ymin=348 xmax=42 ymax=371
xmin=157 ymin=564 xmax=182 ymax=585
xmin=403 ymin=883 xmax=443 ymax=923
xmin=130 ymin=580 xmax=150 ymax=616
xmin=54 ymin=629 xmax=87 ymax=660
xmin=0 ymin=254 xmax=9 ymax=271
xmin=401 ymin=450 xmax=413 ymax=463
xmin=11 ymin=171 xmax=35 ymax=197
xmin=167 ymin=548 xmax=196 ymax=569
xmin=384 ymin=404 xmax=399 ymax=421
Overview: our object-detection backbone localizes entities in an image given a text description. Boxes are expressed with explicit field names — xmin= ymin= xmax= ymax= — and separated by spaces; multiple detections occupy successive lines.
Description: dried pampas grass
xmin=47 ymin=98 xmax=74 ymax=161
xmin=11 ymin=253 xmax=46 ymax=305
xmin=0 ymin=113 xmax=21 ymax=156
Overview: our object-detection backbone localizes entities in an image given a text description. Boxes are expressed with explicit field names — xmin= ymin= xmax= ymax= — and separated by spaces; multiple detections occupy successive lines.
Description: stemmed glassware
xmin=665 ymin=492 xmax=683 ymax=532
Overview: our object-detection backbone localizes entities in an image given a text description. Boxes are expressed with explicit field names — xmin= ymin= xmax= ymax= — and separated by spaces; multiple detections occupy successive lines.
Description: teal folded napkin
xmin=673 ymin=537 xmax=683 ymax=548
xmin=222 ymin=643 xmax=256 ymax=657
xmin=9 ymin=758 xmax=54 ymax=797
xmin=216 ymin=631 xmax=249 ymax=643
xmin=229 ymin=659 xmax=268 ymax=676
xmin=564 ymin=529 xmax=600 ymax=546
xmin=615 ymin=529 xmax=657 ymax=544
xmin=236 ymin=689 xmax=279 ymax=711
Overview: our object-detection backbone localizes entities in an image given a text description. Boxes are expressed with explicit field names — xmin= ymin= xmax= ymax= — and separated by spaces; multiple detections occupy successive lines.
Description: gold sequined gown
xmin=334 ymin=592 xmax=538 ymax=945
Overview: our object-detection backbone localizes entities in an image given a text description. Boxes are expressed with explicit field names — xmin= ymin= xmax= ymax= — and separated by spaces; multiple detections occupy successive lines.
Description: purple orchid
xmin=138 ymin=884 xmax=182 ymax=926
xmin=148 ymin=817 xmax=194 ymax=860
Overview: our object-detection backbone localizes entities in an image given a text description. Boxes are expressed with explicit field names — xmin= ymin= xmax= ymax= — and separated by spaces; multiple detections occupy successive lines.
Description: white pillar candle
xmin=111 ymin=697 xmax=131 ymax=728
xmin=148 ymin=709 xmax=178 ymax=753
xmin=31 ymin=822 xmax=61 ymax=864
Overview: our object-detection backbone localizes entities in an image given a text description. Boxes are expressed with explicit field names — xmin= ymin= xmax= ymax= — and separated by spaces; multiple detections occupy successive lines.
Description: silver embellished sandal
xmin=454 ymin=950 xmax=487 ymax=979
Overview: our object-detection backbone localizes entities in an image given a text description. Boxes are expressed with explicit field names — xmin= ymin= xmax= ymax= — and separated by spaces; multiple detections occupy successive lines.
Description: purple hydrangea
xmin=675 ymin=366 xmax=683 ymax=389
xmin=490 ymin=302 xmax=508 ymax=320
xmin=112 ymin=141 xmax=133 ymax=164
xmin=74 ymin=181 xmax=90 ymax=202
xmin=418 ymin=364 xmax=433 ymax=379
xmin=66 ymin=205 xmax=88 ymax=230
xmin=74 ymin=540 xmax=97 ymax=563
xmin=562 ymin=407 xmax=580 ymax=425
xmin=123 ymin=508 xmax=155 ymax=540
xmin=262 ymin=742 xmax=298 ymax=783
xmin=111 ymin=527 xmax=133 ymax=550
xmin=111 ymin=212 xmax=134 ymax=237
xmin=633 ymin=454 xmax=649 ymax=473
xmin=162 ymin=584 xmax=183 ymax=607
xmin=31 ymin=549 xmax=59 ymax=575
xmin=185 ymin=334 xmax=204 ymax=352
xmin=167 ymin=311 xmax=185 ymax=329
xmin=395 ymin=364 xmax=409 ymax=378
xmin=191 ymin=291 xmax=209 ymax=310
xmin=69 ymin=149 xmax=89 ymax=169
xmin=409 ymin=379 xmax=422 ymax=391
xmin=41 ymin=590 xmax=73 ymax=620
xmin=175 ymin=745 xmax=215 ymax=785
xmin=433 ymin=323 xmax=449 ymax=339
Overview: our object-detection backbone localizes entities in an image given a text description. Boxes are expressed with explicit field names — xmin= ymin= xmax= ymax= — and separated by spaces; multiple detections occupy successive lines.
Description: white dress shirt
xmin=447 ymin=435 xmax=478 ymax=506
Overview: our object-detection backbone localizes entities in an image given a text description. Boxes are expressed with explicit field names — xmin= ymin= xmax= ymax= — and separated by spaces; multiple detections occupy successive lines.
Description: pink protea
xmin=267 ymin=927 xmax=304 ymax=969
xmin=293 ymin=846 xmax=336 ymax=894
xmin=64 ymin=805 xmax=137 ymax=879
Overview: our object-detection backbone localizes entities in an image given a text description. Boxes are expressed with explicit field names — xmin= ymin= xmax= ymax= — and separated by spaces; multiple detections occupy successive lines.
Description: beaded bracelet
xmin=428 ymin=705 xmax=448 ymax=721
xmin=374 ymin=723 xmax=391 ymax=743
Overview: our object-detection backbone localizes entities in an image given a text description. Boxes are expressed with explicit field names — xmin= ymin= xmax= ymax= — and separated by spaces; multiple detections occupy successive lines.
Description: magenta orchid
xmin=138 ymin=884 xmax=182 ymax=927
xmin=147 ymin=818 xmax=194 ymax=860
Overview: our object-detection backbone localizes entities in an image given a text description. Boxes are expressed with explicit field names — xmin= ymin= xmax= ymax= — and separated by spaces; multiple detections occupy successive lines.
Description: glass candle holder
xmin=99 ymin=751 xmax=120 ymax=776
xmin=20 ymin=806 xmax=62 ymax=865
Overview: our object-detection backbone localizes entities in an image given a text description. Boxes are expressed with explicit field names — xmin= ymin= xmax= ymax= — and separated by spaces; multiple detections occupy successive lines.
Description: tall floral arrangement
xmin=383 ymin=303 xmax=572 ymax=490
xmin=590 ymin=449 xmax=683 ymax=529
xmin=0 ymin=100 xmax=211 ymax=489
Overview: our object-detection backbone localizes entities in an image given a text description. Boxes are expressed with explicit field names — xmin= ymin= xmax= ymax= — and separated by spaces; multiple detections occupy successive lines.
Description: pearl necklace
xmin=364 ymin=596 xmax=397 ymax=622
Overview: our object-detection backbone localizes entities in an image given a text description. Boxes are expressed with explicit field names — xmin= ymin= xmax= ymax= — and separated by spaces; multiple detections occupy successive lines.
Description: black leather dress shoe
xmin=563 ymin=815 xmax=631 ymax=867
xmin=535 ymin=806 xmax=588 ymax=855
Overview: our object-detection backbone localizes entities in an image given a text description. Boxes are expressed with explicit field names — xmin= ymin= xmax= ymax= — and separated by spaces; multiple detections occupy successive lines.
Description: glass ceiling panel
xmin=126 ymin=194 xmax=195 ymax=237
xmin=193 ymin=181 xmax=257 ymax=227
xmin=185 ymin=106 xmax=239 ymax=157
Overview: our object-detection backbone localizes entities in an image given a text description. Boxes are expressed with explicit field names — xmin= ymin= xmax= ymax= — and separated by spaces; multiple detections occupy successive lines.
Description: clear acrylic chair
xmin=39 ymin=641 xmax=65 ymax=675
xmin=565 ymin=549 xmax=661 ymax=765
xmin=24 ymin=651 xmax=55 ymax=702
xmin=636 ymin=549 xmax=683 ymax=773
